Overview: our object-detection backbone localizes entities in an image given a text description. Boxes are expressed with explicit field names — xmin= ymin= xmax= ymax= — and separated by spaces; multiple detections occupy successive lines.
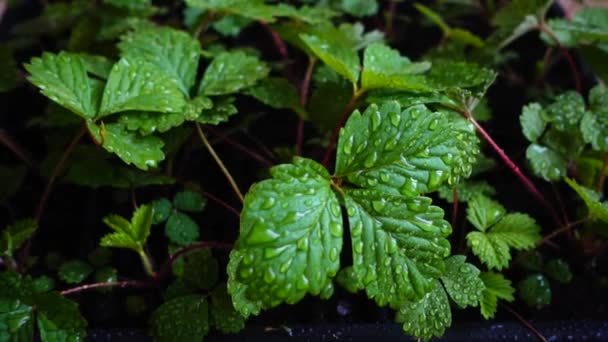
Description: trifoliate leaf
xmin=228 ymin=158 xmax=342 ymax=318
xmin=526 ymin=143 xmax=567 ymax=181
xmin=149 ymin=295 xmax=209 ymax=342
xmin=100 ymin=204 xmax=153 ymax=252
xmin=87 ymin=121 xmax=165 ymax=170
xmin=35 ymin=292 xmax=87 ymax=342
xmin=196 ymin=96 xmax=238 ymax=125
xmin=99 ymin=58 xmax=187 ymax=117
xmin=165 ymin=212 xmax=200 ymax=247
xmin=243 ymin=77 xmax=304 ymax=115
xmin=152 ymin=198 xmax=173 ymax=224
xmin=520 ymin=102 xmax=547 ymax=142
xmin=180 ymin=248 xmax=218 ymax=290
xmin=210 ymin=284 xmax=246 ymax=334
xmin=87 ymin=248 xmax=112 ymax=267
xmin=518 ymin=274 xmax=551 ymax=309
xmin=0 ymin=298 xmax=34 ymax=342
xmin=118 ymin=27 xmax=201 ymax=95
xmin=466 ymin=195 xmax=506 ymax=232
xmin=308 ymin=65 xmax=353 ymax=132
xmin=58 ymin=260 xmax=93 ymax=284
xmin=467 ymin=231 xmax=510 ymax=271
xmin=581 ymin=86 xmax=608 ymax=151
xmin=545 ymin=259 xmax=572 ymax=284
xmin=25 ymin=52 xmax=102 ymax=119
xmin=0 ymin=219 xmax=37 ymax=257
xmin=335 ymin=102 xmax=479 ymax=196
xmin=361 ymin=43 xmax=430 ymax=91
xmin=300 ymin=33 xmax=360 ymax=84
xmin=0 ymin=165 xmax=26 ymax=203
xmin=173 ymin=191 xmax=207 ymax=213
xmin=437 ymin=181 xmax=496 ymax=204
xmin=565 ymin=178 xmax=608 ymax=222
xmin=340 ymin=0 xmax=378 ymax=17
xmin=440 ymin=255 xmax=485 ymax=308
xmin=344 ymin=190 xmax=451 ymax=307
xmin=543 ymin=91 xmax=586 ymax=131
xmin=490 ymin=213 xmax=541 ymax=250
xmin=396 ymin=282 xmax=451 ymax=341
xmin=479 ymin=272 xmax=514 ymax=319
xmin=198 ymin=52 xmax=269 ymax=96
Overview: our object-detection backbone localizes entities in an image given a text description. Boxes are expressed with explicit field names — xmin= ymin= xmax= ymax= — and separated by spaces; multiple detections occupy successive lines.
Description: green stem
xmin=196 ymin=123 xmax=244 ymax=202
xmin=138 ymin=250 xmax=156 ymax=278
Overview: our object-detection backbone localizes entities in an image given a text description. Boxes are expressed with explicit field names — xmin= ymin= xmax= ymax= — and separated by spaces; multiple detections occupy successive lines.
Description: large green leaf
xmin=99 ymin=58 xmax=186 ymax=117
xmin=361 ymin=43 xmax=430 ymax=91
xmin=0 ymin=299 xmax=34 ymax=342
xmin=25 ymin=52 xmax=102 ymax=119
xmin=396 ymin=282 xmax=451 ymax=341
xmin=466 ymin=195 xmax=506 ymax=232
xmin=164 ymin=212 xmax=200 ymax=247
xmin=335 ymin=101 xmax=478 ymax=196
xmin=198 ymin=52 xmax=269 ymax=96
xmin=34 ymin=292 xmax=87 ymax=342
xmin=228 ymin=158 xmax=342 ymax=317
xmin=479 ymin=272 xmax=514 ymax=319
xmin=440 ymin=255 xmax=485 ymax=308
xmin=344 ymin=190 xmax=451 ymax=307
xmin=149 ymin=295 xmax=209 ymax=342
xmin=300 ymin=33 xmax=360 ymax=84
xmin=118 ymin=26 xmax=201 ymax=95
xmin=543 ymin=91 xmax=585 ymax=131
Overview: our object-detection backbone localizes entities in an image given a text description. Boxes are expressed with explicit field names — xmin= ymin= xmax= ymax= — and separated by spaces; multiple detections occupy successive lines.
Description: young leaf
xmin=196 ymin=96 xmax=238 ymax=125
xmin=466 ymin=195 xmax=506 ymax=232
xmin=198 ymin=52 xmax=269 ymax=96
xmin=99 ymin=58 xmax=187 ymax=117
xmin=100 ymin=204 xmax=153 ymax=252
xmin=228 ymin=158 xmax=342 ymax=317
xmin=490 ymin=0 xmax=551 ymax=49
xmin=565 ymin=178 xmax=608 ymax=222
xmin=210 ymin=284 xmax=246 ymax=334
xmin=34 ymin=292 xmax=87 ymax=342
xmin=343 ymin=189 xmax=451 ymax=307
xmin=440 ymin=255 xmax=485 ymax=308
xmin=396 ymin=282 xmax=451 ymax=341
xmin=479 ymin=272 xmax=515 ymax=319
xmin=361 ymin=43 xmax=430 ymax=91
xmin=58 ymin=260 xmax=94 ymax=284
xmin=165 ymin=212 xmax=200 ymax=247
xmin=149 ymin=295 xmax=209 ymax=342
xmin=118 ymin=26 xmax=201 ymax=95
xmin=152 ymin=198 xmax=173 ymax=224
xmin=0 ymin=219 xmax=37 ymax=257
xmin=335 ymin=102 xmax=478 ymax=196
xmin=300 ymin=33 xmax=360 ymax=84
xmin=466 ymin=232 xmax=510 ymax=271
xmin=518 ymin=274 xmax=551 ymax=309
xmin=25 ymin=52 xmax=102 ymax=119
xmin=520 ymin=103 xmax=547 ymax=142
xmin=173 ymin=190 xmax=207 ymax=213
xmin=525 ymin=143 xmax=567 ymax=181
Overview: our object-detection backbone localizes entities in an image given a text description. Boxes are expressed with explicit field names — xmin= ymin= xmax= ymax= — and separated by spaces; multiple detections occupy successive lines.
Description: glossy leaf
xmin=340 ymin=0 xmax=378 ymax=17
xmin=545 ymin=259 xmax=573 ymax=284
xmin=118 ymin=26 xmax=201 ymax=95
xmin=437 ymin=181 xmax=496 ymax=204
xmin=149 ymin=295 xmax=209 ymax=342
xmin=196 ymin=96 xmax=238 ymax=125
xmin=546 ymin=8 xmax=608 ymax=47
xmin=479 ymin=272 xmax=514 ymax=319
xmin=100 ymin=204 xmax=153 ymax=252
xmin=581 ymin=85 xmax=608 ymax=151
xmin=526 ymin=143 xmax=567 ymax=181
xmin=565 ymin=178 xmax=608 ymax=222
xmin=520 ymin=102 xmax=546 ymax=142
xmin=35 ymin=292 xmax=87 ymax=342
xmin=198 ymin=52 xmax=269 ymax=96
xmin=99 ymin=58 xmax=186 ymax=117
xmin=228 ymin=158 xmax=342 ymax=317
xmin=165 ymin=212 xmax=200 ymax=247
xmin=467 ymin=231 xmax=510 ymax=271
xmin=335 ymin=102 xmax=479 ymax=196
xmin=243 ymin=77 xmax=304 ymax=115
xmin=344 ymin=189 xmax=451 ymax=307
xmin=466 ymin=195 xmax=506 ymax=232
xmin=518 ymin=274 xmax=551 ymax=309
xmin=151 ymin=198 xmax=172 ymax=224
xmin=173 ymin=191 xmax=207 ymax=213
xmin=77 ymin=54 xmax=113 ymax=79
xmin=0 ymin=299 xmax=34 ymax=342
xmin=361 ymin=43 xmax=430 ymax=91
xmin=543 ymin=91 xmax=585 ymax=131
xmin=300 ymin=33 xmax=360 ymax=84
xmin=25 ymin=52 xmax=101 ymax=119
xmin=58 ymin=260 xmax=93 ymax=284
xmin=210 ymin=284 xmax=246 ymax=334
xmin=396 ymin=282 xmax=451 ymax=341
xmin=440 ymin=255 xmax=485 ymax=308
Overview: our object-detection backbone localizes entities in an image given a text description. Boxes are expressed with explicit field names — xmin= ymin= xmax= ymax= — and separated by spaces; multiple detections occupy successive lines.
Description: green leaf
xmin=25 ymin=52 xmax=102 ymax=119
xmin=340 ymin=0 xmax=378 ymax=17
xmin=518 ymin=274 xmax=551 ymax=309
xmin=149 ymin=295 xmax=209 ymax=342
xmin=526 ymin=143 xmax=567 ymax=181
xmin=545 ymin=259 xmax=572 ymax=284
xmin=437 ymin=181 xmax=496 ymax=204
xmin=212 ymin=15 xmax=253 ymax=37
xmin=151 ymin=198 xmax=172 ymax=224
xmin=94 ymin=267 xmax=118 ymax=289
xmin=198 ymin=52 xmax=269 ymax=96
xmin=426 ymin=62 xmax=496 ymax=91
xmin=344 ymin=190 xmax=451 ymax=307
xmin=165 ymin=212 xmax=200 ymax=247
xmin=101 ymin=204 xmax=153 ymax=252
xmin=565 ymin=178 xmax=608 ymax=222
xmin=545 ymin=8 xmax=608 ymax=47
xmin=490 ymin=0 xmax=551 ymax=49
xmin=180 ymin=248 xmax=218 ymax=290
xmin=396 ymin=282 xmax=451 ymax=341
xmin=520 ymin=102 xmax=547 ymax=142
xmin=0 ymin=219 xmax=37 ymax=257
xmin=300 ymin=33 xmax=360 ymax=84
xmin=77 ymin=54 xmax=113 ymax=79
xmin=308 ymin=66 xmax=353 ymax=132
xmin=466 ymin=195 xmax=506 ymax=232
xmin=581 ymin=85 xmax=608 ymax=151
xmin=228 ymin=158 xmax=342 ymax=317
xmin=335 ymin=266 xmax=362 ymax=294
xmin=99 ymin=58 xmax=187 ymax=117
xmin=466 ymin=231 xmax=510 ymax=271
xmin=414 ymin=3 xmax=450 ymax=33
xmin=58 ymin=260 xmax=93 ymax=284
xmin=0 ymin=299 xmax=34 ymax=342
xmin=243 ymin=77 xmax=304 ymax=115
xmin=173 ymin=191 xmax=207 ymax=213
xmin=479 ymin=272 xmax=515 ymax=319
xmin=196 ymin=96 xmax=238 ymax=125
xmin=118 ymin=26 xmax=201 ymax=95
xmin=209 ymin=284 xmax=246 ymax=334
xmin=87 ymin=122 xmax=165 ymax=170
xmin=440 ymin=255 xmax=485 ymax=308
xmin=35 ymin=292 xmax=87 ymax=342
xmin=335 ymin=102 xmax=478 ymax=196
xmin=543 ymin=91 xmax=586 ymax=131
xmin=449 ymin=28 xmax=485 ymax=48
xmin=361 ymin=43 xmax=430 ymax=91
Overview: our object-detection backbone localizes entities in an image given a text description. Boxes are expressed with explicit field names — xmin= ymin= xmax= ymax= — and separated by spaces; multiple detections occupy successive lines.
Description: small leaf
xmin=228 ymin=158 xmax=342 ymax=317
xmin=94 ymin=267 xmax=118 ymax=290
xmin=165 ymin=212 xmax=200 ymax=247
xmin=35 ymin=292 xmax=87 ymax=342
xmin=396 ymin=282 xmax=451 ymax=341
xmin=210 ymin=284 xmax=246 ymax=334
xmin=526 ymin=143 xmax=567 ymax=181
xmin=99 ymin=58 xmax=187 ymax=117
xmin=437 ymin=181 xmax=496 ymax=204
xmin=361 ymin=43 xmax=430 ymax=91
xmin=101 ymin=205 xmax=153 ymax=252
xmin=565 ymin=178 xmax=608 ymax=223
xmin=466 ymin=195 xmax=506 ymax=232
xmin=520 ymin=103 xmax=547 ymax=142
xmin=300 ymin=33 xmax=360 ymax=84
xmin=440 ymin=255 xmax=485 ymax=308
xmin=479 ymin=272 xmax=514 ymax=319
xmin=152 ymin=198 xmax=173 ymax=224
xmin=180 ymin=248 xmax=218 ymax=290
xmin=467 ymin=231 xmax=510 ymax=271
xmin=543 ymin=91 xmax=586 ymax=131
xmin=173 ymin=191 xmax=207 ymax=213
xmin=149 ymin=295 xmax=209 ymax=342
xmin=581 ymin=85 xmax=608 ymax=151
xmin=25 ymin=52 xmax=102 ymax=119
xmin=518 ymin=274 xmax=551 ymax=309
xmin=545 ymin=259 xmax=573 ymax=284
xmin=131 ymin=204 xmax=154 ymax=243
xmin=196 ymin=96 xmax=238 ymax=125
xmin=243 ymin=77 xmax=304 ymax=115
xmin=340 ymin=0 xmax=378 ymax=17
xmin=198 ymin=52 xmax=269 ymax=96
xmin=490 ymin=0 xmax=551 ymax=49
xmin=58 ymin=260 xmax=94 ymax=284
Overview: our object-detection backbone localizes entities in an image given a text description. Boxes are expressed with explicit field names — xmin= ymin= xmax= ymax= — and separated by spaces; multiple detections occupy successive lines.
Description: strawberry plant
xmin=1 ymin=0 xmax=607 ymax=341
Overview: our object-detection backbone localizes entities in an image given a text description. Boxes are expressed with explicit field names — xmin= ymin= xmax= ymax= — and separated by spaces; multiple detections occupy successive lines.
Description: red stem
xmin=61 ymin=280 xmax=151 ymax=296
xmin=466 ymin=114 xmax=563 ymax=226
xmin=205 ymin=127 xmax=273 ymax=167
xmin=296 ymin=58 xmax=316 ymax=156
xmin=0 ymin=129 xmax=37 ymax=168
xmin=451 ymin=189 xmax=459 ymax=228
xmin=501 ymin=304 xmax=548 ymax=342
xmin=322 ymin=89 xmax=362 ymax=167
xmin=260 ymin=21 xmax=288 ymax=60
xmin=201 ymin=190 xmax=241 ymax=218
xmin=538 ymin=23 xmax=582 ymax=93
xmin=156 ymin=241 xmax=233 ymax=280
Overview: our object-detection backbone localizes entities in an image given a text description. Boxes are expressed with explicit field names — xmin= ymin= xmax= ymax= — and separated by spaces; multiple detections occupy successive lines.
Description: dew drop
xmin=296 ymin=275 xmax=309 ymax=290
xmin=329 ymin=222 xmax=343 ymax=237
xmin=364 ymin=152 xmax=378 ymax=168
xmin=372 ymin=199 xmax=386 ymax=212
xmin=371 ymin=110 xmax=382 ymax=131
xmin=262 ymin=197 xmax=276 ymax=209
xmin=351 ymin=221 xmax=363 ymax=236
xmin=329 ymin=247 xmax=339 ymax=261
xmin=389 ymin=111 xmax=401 ymax=127
xmin=263 ymin=268 xmax=277 ymax=283
xmin=343 ymin=135 xmax=354 ymax=155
